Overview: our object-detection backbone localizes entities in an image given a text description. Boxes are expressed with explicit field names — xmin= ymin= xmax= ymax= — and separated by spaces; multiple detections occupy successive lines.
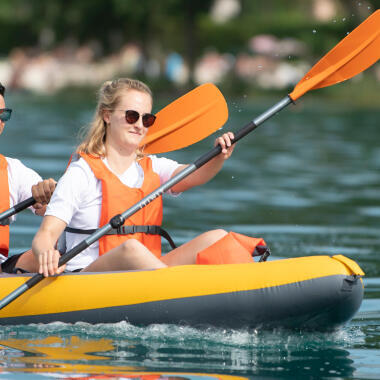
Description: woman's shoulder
xmin=67 ymin=156 xmax=93 ymax=173
xmin=147 ymin=154 xmax=181 ymax=183
xmin=148 ymin=154 xmax=179 ymax=167
xmin=5 ymin=156 xmax=29 ymax=170
xmin=62 ymin=156 xmax=97 ymax=186
xmin=5 ymin=156 xmax=41 ymax=180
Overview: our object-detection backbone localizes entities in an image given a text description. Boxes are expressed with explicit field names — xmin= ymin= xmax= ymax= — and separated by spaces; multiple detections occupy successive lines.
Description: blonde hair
xmin=77 ymin=78 xmax=153 ymax=157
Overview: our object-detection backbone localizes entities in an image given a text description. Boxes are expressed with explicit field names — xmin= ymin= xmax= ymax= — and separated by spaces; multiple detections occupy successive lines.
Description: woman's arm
xmin=32 ymin=215 xmax=67 ymax=277
xmin=171 ymin=132 xmax=235 ymax=193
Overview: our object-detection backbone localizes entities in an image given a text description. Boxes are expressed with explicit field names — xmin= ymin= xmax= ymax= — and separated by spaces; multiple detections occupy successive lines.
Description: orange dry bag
xmin=196 ymin=231 xmax=270 ymax=265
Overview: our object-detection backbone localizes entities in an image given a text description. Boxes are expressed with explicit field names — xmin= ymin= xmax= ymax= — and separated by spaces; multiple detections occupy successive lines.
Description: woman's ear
xmin=103 ymin=110 xmax=110 ymax=124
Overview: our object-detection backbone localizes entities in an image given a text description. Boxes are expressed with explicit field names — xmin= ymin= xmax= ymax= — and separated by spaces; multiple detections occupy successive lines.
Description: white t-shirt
xmin=6 ymin=157 xmax=42 ymax=210
xmin=45 ymin=155 xmax=182 ymax=271
xmin=0 ymin=157 xmax=42 ymax=263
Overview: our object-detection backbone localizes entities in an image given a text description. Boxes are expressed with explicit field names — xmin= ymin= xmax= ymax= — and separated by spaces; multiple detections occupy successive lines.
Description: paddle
xmin=141 ymin=82 xmax=228 ymax=154
xmin=0 ymin=10 xmax=378 ymax=311
xmin=0 ymin=84 xmax=228 ymax=223
xmin=290 ymin=9 xmax=379 ymax=100
xmin=0 ymin=197 xmax=35 ymax=224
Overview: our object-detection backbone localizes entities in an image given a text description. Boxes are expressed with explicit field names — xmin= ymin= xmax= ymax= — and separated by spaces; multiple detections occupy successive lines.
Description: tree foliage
xmin=0 ymin=0 xmax=375 ymax=61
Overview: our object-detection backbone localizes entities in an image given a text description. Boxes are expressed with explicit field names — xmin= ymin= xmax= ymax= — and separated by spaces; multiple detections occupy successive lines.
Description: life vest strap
xmin=65 ymin=225 xmax=177 ymax=250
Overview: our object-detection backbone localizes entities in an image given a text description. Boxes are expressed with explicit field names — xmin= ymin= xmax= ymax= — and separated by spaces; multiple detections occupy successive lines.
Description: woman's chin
xmin=129 ymin=133 xmax=145 ymax=144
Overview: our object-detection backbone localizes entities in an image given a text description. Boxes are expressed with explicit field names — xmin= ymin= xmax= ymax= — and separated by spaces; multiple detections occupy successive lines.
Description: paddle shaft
xmin=0 ymin=197 xmax=35 ymax=223
xmin=0 ymin=96 xmax=291 ymax=310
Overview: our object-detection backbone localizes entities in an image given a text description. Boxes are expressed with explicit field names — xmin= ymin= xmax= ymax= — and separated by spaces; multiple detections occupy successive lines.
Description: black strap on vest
xmin=65 ymin=225 xmax=177 ymax=250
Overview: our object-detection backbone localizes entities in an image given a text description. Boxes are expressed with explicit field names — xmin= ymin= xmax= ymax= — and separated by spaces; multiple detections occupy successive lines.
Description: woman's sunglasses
xmin=0 ymin=108 xmax=12 ymax=122
xmin=124 ymin=110 xmax=156 ymax=128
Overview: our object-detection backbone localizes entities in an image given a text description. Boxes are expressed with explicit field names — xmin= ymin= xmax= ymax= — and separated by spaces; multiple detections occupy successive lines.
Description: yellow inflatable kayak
xmin=0 ymin=255 xmax=364 ymax=329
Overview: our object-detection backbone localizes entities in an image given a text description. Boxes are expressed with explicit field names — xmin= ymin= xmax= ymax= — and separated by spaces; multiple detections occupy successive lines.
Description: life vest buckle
xmin=110 ymin=214 xmax=125 ymax=229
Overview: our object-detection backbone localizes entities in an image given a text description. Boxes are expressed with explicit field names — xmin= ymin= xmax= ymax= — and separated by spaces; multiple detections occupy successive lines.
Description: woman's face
xmin=0 ymin=95 xmax=5 ymax=135
xmin=104 ymin=89 xmax=152 ymax=153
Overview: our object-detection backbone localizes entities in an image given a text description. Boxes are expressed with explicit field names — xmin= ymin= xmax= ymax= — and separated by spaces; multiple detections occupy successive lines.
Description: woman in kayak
xmin=0 ymin=82 xmax=56 ymax=273
xmin=32 ymin=78 xmax=235 ymax=276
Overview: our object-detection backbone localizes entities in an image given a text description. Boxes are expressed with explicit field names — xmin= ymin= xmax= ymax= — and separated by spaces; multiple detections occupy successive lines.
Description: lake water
xmin=0 ymin=89 xmax=379 ymax=379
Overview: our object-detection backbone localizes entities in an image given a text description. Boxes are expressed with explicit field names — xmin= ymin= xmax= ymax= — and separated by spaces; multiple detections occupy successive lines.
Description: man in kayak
xmin=0 ymin=82 xmax=56 ymax=273
xmin=32 ymin=78 xmax=235 ymax=276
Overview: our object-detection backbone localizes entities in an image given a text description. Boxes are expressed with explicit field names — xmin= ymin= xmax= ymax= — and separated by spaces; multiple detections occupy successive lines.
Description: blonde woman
xmin=32 ymin=78 xmax=235 ymax=277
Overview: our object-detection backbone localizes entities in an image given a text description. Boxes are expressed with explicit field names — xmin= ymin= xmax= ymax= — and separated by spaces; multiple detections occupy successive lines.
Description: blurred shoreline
xmin=1 ymin=39 xmax=378 ymax=107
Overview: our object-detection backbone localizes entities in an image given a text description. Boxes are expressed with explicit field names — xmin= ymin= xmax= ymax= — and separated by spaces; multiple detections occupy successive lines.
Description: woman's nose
xmin=134 ymin=117 xmax=144 ymax=128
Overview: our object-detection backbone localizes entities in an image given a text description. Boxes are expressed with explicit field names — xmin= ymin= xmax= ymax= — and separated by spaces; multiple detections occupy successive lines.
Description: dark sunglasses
xmin=0 ymin=108 xmax=12 ymax=122
xmin=124 ymin=110 xmax=156 ymax=128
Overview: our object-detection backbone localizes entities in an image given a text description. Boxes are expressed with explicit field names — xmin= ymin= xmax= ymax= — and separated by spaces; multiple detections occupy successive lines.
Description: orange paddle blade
xmin=290 ymin=10 xmax=380 ymax=101
xmin=140 ymin=83 xmax=228 ymax=154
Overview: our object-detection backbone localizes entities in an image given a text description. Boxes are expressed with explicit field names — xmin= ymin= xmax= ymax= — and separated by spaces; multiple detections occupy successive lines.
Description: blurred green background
xmin=0 ymin=0 xmax=378 ymax=104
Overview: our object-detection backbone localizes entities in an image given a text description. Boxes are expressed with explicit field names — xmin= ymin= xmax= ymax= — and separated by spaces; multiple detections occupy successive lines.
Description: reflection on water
xmin=0 ymin=92 xmax=379 ymax=378
xmin=0 ymin=323 xmax=365 ymax=378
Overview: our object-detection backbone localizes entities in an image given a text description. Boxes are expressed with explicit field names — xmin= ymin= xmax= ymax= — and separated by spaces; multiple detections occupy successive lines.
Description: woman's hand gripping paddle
xmin=0 ymin=84 xmax=227 ymax=223
xmin=0 ymin=10 xmax=378 ymax=311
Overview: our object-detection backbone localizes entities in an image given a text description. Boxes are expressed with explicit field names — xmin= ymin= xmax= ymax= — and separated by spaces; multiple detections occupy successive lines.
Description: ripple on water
xmin=358 ymin=207 xmax=380 ymax=217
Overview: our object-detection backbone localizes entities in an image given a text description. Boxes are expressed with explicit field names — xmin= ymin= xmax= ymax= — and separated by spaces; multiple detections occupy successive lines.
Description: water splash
xmin=0 ymin=322 xmax=367 ymax=376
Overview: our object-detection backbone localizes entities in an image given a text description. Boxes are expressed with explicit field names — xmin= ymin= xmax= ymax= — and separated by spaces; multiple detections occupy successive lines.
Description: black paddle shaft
xmin=195 ymin=95 xmax=292 ymax=167
xmin=0 ymin=197 xmax=35 ymax=223
xmin=0 ymin=96 xmax=292 ymax=311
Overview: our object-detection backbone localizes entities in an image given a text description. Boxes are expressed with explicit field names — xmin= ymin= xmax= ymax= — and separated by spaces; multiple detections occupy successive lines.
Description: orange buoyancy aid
xmin=0 ymin=154 xmax=10 ymax=257
xmin=79 ymin=153 xmax=163 ymax=257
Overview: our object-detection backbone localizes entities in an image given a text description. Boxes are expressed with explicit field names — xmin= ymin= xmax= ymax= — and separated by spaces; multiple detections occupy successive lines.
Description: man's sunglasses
xmin=124 ymin=110 xmax=156 ymax=128
xmin=0 ymin=108 xmax=12 ymax=122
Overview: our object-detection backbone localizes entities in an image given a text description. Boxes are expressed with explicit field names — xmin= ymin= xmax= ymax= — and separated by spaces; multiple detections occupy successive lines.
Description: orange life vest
xmin=0 ymin=154 xmax=10 ymax=257
xmin=79 ymin=153 xmax=163 ymax=257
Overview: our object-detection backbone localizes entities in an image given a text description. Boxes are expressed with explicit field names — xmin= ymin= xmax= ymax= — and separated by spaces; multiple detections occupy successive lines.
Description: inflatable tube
xmin=0 ymin=255 xmax=364 ymax=329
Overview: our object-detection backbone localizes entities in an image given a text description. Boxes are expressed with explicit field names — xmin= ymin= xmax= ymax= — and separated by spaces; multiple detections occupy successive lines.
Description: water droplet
xmin=368 ymin=6 xmax=371 ymax=9
xmin=231 ymin=176 xmax=235 ymax=179
xmin=312 ymin=29 xmax=317 ymax=34
xmin=342 ymin=18 xmax=346 ymax=22
xmin=358 ymin=2 xmax=362 ymax=6
xmin=346 ymin=32 xmax=350 ymax=35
